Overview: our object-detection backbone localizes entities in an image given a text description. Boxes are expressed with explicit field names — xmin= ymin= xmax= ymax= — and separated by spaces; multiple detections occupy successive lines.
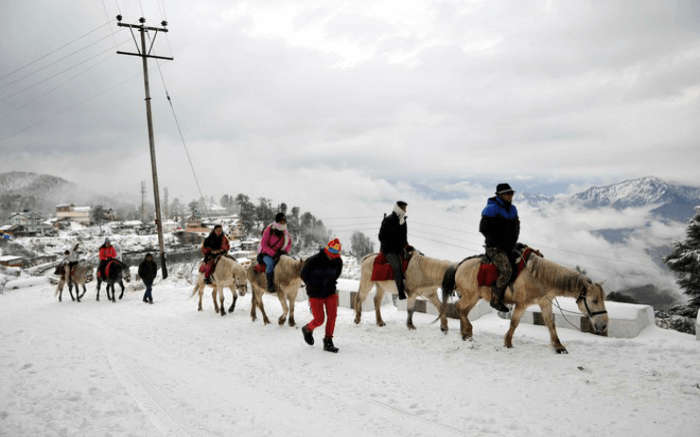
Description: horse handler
xmin=301 ymin=239 xmax=343 ymax=353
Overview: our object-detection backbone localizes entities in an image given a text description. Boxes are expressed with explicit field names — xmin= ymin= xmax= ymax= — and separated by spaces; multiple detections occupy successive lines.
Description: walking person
xmin=138 ymin=253 xmax=158 ymax=304
xmin=301 ymin=239 xmax=343 ymax=353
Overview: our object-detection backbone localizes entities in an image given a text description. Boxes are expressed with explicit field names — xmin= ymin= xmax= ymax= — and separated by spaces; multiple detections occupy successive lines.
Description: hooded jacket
xmin=301 ymin=249 xmax=343 ymax=299
xmin=479 ymin=196 xmax=520 ymax=252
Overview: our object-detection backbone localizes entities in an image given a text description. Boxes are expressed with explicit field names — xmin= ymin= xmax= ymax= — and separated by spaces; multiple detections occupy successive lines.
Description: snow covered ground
xmin=1 ymin=280 xmax=699 ymax=436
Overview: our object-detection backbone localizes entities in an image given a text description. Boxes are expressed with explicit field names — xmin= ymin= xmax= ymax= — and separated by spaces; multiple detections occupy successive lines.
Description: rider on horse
xmin=60 ymin=243 xmax=80 ymax=286
xmin=480 ymin=183 xmax=520 ymax=312
xmin=98 ymin=238 xmax=117 ymax=280
xmin=378 ymin=200 xmax=409 ymax=300
xmin=257 ymin=212 xmax=292 ymax=293
xmin=201 ymin=225 xmax=230 ymax=284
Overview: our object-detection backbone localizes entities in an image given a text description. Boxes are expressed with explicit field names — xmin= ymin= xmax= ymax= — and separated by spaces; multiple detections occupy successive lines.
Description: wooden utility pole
xmin=116 ymin=15 xmax=173 ymax=279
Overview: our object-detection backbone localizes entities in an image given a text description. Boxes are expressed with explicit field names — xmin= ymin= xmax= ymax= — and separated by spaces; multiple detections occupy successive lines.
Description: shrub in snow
xmin=665 ymin=209 xmax=700 ymax=310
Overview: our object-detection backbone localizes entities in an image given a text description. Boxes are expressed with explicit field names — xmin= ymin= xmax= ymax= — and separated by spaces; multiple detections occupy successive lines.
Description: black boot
xmin=302 ymin=325 xmax=314 ymax=345
xmin=490 ymin=285 xmax=510 ymax=312
xmin=266 ymin=272 xmax=276 ymax=293
xmin=397 ymin=283 xmax=407 ymax=300
xmin=323 ymin=337 xmax=339 ymax=353
xmin=205 ymin=275 xmax=212 ymax=285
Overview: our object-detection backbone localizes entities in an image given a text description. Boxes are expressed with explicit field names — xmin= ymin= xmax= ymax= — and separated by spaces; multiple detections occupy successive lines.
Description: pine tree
xmin=351 ymin=231 xmax=374 ymax=260
xmin=665 ymin=209 xmax=700 ymax=309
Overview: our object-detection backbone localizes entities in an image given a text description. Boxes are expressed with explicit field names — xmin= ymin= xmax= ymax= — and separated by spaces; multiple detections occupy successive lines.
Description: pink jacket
xmin=258 ymin=223 xmax=292 ymax=257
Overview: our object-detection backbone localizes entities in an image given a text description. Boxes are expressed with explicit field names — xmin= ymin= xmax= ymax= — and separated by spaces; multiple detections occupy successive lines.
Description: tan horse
xmin=247 ymin=255 xmax=304 ymax=326
xmin=354 ymin=250 xmax=452 ymax=329
xmin=55 ymin=263 xmax=92 ymax=302
xmin=440 ymin=254 xmax=609 ymax=353
xmin=191 ymin=257 xmax=248 ymax=316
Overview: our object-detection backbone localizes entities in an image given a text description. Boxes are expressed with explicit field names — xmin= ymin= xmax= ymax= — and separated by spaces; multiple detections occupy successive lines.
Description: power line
xmin=0 ymin=20 xmax=114 ymax=81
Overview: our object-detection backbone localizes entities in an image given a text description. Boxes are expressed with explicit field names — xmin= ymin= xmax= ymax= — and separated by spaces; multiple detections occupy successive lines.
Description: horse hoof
xmin=377 ymin=321 xmax=386 ymax=327
xmin=354 ymin=317 xmax=360 ymax=325
xmin=407 ymin=324 xmax=416 ymax=331
xmin=288 ymin=319 xmax=295 ymax=327
xmin=278 ymin=318 xmax=286 ymax=326
xmin=556 ymin=348 xmax=568 ymax=354
xmin=462 ymin=335 xmax=472 ymax=341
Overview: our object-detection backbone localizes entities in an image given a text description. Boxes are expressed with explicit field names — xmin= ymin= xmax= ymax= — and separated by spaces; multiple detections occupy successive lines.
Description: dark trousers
xmin=384 ymin=252 xmax=404 ymax=293
xmin=143 ymin=280 xmax=153 ymax=301
xmin=486 ymin=247 xmax=512 ymax=290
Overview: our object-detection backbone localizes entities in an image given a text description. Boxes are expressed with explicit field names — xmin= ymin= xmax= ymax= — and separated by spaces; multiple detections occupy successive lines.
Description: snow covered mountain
xmin=571 ymin=176 xmax=700 ymax=222
xmin=0 ymin=171 xmax=79 ymax=218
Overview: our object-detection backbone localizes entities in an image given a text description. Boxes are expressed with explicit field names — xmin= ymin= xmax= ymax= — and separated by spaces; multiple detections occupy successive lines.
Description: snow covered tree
xmin=235 ymin=194 xmax=256 ymax=235
xmin=351 ymin=231 xmax=374 ymax=260
xmin=665 ymin=209 xmax=700 ymax=309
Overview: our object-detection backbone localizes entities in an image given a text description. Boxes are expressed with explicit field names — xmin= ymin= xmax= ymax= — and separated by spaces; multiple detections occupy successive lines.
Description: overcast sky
xmin=1 ymin=0 xmax=697 ymax=290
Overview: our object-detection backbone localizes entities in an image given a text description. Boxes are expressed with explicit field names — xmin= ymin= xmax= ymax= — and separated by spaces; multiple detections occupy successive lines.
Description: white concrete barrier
xmin=395 ymin=297 xmax=492 ymax=321
xmin=336 ymin=278 xmax=393 ymax=311
xmin=500 ymin=298 xmax=654 ymax=338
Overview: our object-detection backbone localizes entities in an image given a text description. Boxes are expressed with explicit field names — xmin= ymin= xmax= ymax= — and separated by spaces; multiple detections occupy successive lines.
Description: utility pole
xmin=163 ymin=187 xmax=169 ymax=219
xmin=116 ymin=15 xmax=173 ymax=279
xmin=140 ymin=180 xmax=146 ymax=222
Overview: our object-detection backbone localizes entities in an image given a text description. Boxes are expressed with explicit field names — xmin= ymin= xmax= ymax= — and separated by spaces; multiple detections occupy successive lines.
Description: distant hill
xmin=0 ymin=171 xmax=80 ymax=219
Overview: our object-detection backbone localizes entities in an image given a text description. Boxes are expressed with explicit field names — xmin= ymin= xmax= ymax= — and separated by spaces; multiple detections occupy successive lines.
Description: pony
xmin=55 ymin=263 xmax=92 ymax=302
xmin=354 ymin=249 xmax=452 ymax=330
xmin=191 ymin=257 xmax=248 ymax=316
xmin=441 ymin=253 xmax=608 ymax=353
xmin=247 ymin=255 xmax=304 ymax=326
xmin=96 ymin=260 xmax=131 ymax=302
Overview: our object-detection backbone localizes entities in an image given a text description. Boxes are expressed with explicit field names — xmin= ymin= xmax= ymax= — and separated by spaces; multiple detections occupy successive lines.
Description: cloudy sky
xmin=1 ymin=1 xmax=698 ymax=290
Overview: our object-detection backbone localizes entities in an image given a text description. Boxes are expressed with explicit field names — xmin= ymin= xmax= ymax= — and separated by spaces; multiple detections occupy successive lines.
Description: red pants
xmin=305 ymin=294 xmax=338 ymax=338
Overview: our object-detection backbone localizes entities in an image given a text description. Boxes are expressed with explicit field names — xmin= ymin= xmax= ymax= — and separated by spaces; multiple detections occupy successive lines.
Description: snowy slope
xmin=1 ymin=281 xmax=699 ymax=436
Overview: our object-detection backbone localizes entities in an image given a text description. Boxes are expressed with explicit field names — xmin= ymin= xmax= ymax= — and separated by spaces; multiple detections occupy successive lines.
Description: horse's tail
xmin=441 ymin=264 xmax=458 ymax=316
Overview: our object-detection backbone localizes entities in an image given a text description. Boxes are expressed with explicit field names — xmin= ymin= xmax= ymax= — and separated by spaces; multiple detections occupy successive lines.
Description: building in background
xmin=55 ymin=204 xmax=91 ymax=225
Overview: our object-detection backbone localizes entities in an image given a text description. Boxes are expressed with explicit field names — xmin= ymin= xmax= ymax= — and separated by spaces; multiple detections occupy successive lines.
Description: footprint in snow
xmin=20 ymin=363 xmax=32 ymax=370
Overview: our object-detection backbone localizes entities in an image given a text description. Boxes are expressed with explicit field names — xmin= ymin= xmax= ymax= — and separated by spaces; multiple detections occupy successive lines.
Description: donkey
xmin=440 ymin=253 xmax=608 ymax=353
xmin=191 ymin=257 xmax=248 ymax=316
xmin=55 ymin=263 xmax=92 ymax=302
xmin=354 ymin=249 xmax=452 ymax=330
xmin=247 ymin=255 xmax=304 ymax=326
xmin=96 ymin=260 xmax=131 ymax=302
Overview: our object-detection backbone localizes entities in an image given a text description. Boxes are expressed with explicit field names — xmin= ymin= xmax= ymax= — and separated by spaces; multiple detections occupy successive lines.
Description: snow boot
xmin=323 ymin=337 xmax=339 ymax=353
xmin=302 ymin=325 xmax=314 ymax=345
xmin=397 ymin=282 xmax=407 ymax=300
xmin=489 ymin=285 xmax=509 ymax=312
xmin=266 ymin=272 xmax=276 ymax=293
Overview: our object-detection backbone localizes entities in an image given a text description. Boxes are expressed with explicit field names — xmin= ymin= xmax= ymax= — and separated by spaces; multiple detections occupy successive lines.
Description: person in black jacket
xmin=378 ymin=200 xmax=409 ymax=300
xmin=300 ymin=239 xmax=343 ymax=353
xmin=138 ymin=253 xmax=158 ymax=304
xmin=479 ymin=183 xmax=520 ymax=312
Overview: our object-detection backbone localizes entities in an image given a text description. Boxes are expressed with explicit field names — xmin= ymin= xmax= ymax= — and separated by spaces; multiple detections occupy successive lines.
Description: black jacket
xmin=138 ymin=259 xmax=158 ymax=283
xmin=301 ymin=250 xmax=343 ymax=299
xmin=479 ymin=196 xmax=520 ymax=252
xmin=378 ymin=212 xmax=407 ymax=254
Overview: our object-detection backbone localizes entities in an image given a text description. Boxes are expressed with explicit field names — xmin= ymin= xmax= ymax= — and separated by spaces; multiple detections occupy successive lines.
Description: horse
xmin=353 ymin=249 xmax=452 ymax=330
xmin=247 ymin=255 xmax=304 ymax=326
xmin=440 ymin=253 xmax=609 ymax=353
xmin=96 ymin=260 xmax=131 ymax=302
xmin=191 ymin=256 xmax=248 ymax=316
xmin=55 ymin=263 xmax=92 ymax=302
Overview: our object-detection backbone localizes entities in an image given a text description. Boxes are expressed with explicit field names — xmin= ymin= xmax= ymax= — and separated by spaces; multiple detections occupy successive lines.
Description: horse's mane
xmin=527 ymin=255 xmax=591 ymax=295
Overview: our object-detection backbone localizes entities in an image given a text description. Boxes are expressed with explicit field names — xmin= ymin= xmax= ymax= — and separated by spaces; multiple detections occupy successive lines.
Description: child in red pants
xmin=301 ymin=239 xmax=343 ymax=353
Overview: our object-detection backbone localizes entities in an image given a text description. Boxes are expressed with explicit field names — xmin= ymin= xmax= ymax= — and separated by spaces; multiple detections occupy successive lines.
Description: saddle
xmin=371 ymin=253 xmax=408 ymax=281
xmin=103 ymin=260 xmax=118 ymax=279
xmin=199 ymin=254 xmax=231 ymax=275
xmin=476 ymin=245 xmax=537 ymax=287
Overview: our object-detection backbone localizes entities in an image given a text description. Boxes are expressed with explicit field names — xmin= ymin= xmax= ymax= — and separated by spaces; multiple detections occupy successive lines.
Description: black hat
xmin=275 ymin=212 xmax=287 ymax=223
xmin=496 ymin=183 xmax=514 ymax=195
xmin=396 ymin=200 xmax=408 ymax=208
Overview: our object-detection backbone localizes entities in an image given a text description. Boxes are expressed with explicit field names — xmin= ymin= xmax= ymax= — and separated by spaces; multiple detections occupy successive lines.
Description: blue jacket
xmin=479 ymin=196 xmax=520 ymax=251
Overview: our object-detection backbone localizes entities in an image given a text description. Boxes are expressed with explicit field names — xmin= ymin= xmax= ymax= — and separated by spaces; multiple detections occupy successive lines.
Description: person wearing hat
xmin=378 ymin=200 xmax=409 ymax=300
xmin=257 ymin=212 xmax=292 ymax=292
xmin=480 ymin=183 xmax=520 ymax=312
xmin=97 ymin=238 xmax=117 ymax=280
xmin=138 ymin=253 xmax=158 ymax=304
xmin=201 ymin=225 xmax=230 ymax=284
xmin=300 ymin=238 xmax=343 ymax=353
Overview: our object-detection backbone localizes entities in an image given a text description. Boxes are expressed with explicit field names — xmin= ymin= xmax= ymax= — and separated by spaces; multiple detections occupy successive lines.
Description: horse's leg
xmin=374 ymin=284 xmax=386 ymax=327
xmin=74 ymin=282 xmax=81 ymax=302
xmin=287 ymin=289 xmax=298 ymax=327
xmin=57 ymin=280 xmax=64 ymax=302
xmin=79 ymin=284 xmax=87 ymax=300
xmin=67 ymin=281 xmax=75 ymax=302
xmin=111 ymin=284 xmax=116 ymax=302
xmin=196 ymin=284 xmax=204 ymax=311
xmin=457 ymin=294 xmax=480 ymax=341
xmin=504 ymin=304 xmax=527 ymax=348
xmin=227 ymin=286 xmax=237 ymax=313
xmin=406 ymin=293 xmax=418 ymax=330
xmin=539 ymin=299 xmax=567 ymax=354
xmin=96 ymin=280 xmax=101 ymax=301
xmin=277 ymin=288 xmax=289 ymax=326
xmin=257 ymin=290 xmax=270 ymax=325
xmin=218 ymin=286 xmax=226 ymax=317
xmin=211 ymin=288 xmax=219 ymax=314
xmin=354 ymin=277 xmax=373 ymax=325
xmin=425 ymin=290 xmax=447 ymax=332
xmin=250 ymin=288 xmax=257 ymax=321
xmin=118 ymin=281 xmax=125 ymax=300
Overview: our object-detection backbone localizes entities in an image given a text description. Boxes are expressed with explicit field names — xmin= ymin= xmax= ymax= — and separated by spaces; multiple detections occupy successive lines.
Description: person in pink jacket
xmin=257 ymin=212 xmax=292 ymax=292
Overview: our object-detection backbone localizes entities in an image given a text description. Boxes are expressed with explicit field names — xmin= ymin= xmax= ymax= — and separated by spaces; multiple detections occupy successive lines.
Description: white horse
xmin=191 ymin=257 xmax=248 ymax=316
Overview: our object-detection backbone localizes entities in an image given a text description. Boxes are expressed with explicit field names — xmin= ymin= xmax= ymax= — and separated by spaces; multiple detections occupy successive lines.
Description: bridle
xmin=576 ymin=288 xmax=608 ymax=318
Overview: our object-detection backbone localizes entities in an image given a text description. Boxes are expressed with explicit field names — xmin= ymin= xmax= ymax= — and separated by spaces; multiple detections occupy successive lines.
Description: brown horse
xmin=191 ymin=257 xmax=248 ymax=316
xmin=440 ymin=254 xmax=608 ymax=353
xmin=55 ymin=263 xmax=92 ymax=302
xmin=354 ymin=250 xmax=452 ymax=329
xmin=247 ymin=255 xmax=304 ymax=326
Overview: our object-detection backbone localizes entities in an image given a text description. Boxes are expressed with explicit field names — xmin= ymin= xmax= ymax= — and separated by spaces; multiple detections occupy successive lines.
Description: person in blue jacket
xmin=479 ymin=183 xmax=520 ymax=312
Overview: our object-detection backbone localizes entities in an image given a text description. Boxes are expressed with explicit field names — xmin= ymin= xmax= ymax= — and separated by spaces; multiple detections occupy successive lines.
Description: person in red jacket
xmin=98 ymin=238 xmax=117 ymax=279
xmin=201 ymin=225 xmax=230 ymax=283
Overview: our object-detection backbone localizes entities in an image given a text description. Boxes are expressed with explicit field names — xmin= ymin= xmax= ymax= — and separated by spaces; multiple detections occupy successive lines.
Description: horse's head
xmin=121 ymin=262 xmax=132 ymax=283
xmin=234 ymin=267 xmax=248 ymax=296
xmin=575 ymin=280 xmax=608 ymax=335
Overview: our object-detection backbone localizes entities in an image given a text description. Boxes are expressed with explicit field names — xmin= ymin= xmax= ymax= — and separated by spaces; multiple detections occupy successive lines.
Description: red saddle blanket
xmin=104 ymin=260 xmax=116 ymax=279
xmin=253 ymin=263 xmax=266 ymax=273
xmin=371 ymin=253 xmax=408 ymax=281
xmin=477 ymin=248 xmax=535 ymax=287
